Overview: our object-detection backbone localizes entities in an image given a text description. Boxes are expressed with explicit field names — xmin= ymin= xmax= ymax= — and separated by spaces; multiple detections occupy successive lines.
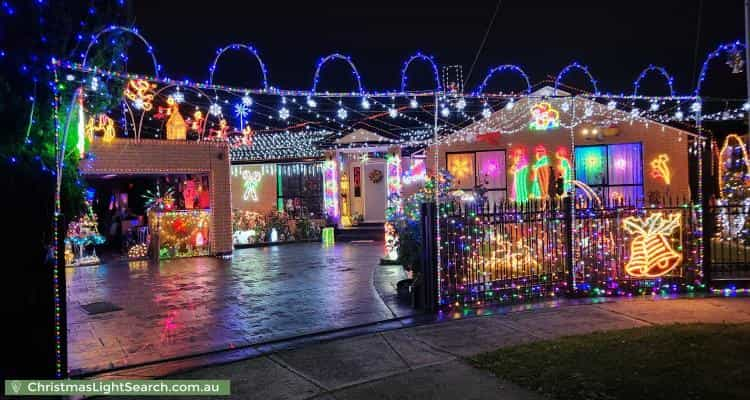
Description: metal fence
xmin=434 ymin=195 xmax=715 ymax=309
xmin=711 ymin=201 xmax=750 ymax=281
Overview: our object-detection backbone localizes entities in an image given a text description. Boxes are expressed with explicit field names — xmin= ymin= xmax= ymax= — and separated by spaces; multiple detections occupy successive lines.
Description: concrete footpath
xmin=102 ymin=297 xmax=750 ymax=399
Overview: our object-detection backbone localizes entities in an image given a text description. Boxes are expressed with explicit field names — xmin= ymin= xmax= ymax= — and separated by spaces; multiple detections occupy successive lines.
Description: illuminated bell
xmin=361 ymin=98 xmax=370 ymax=109
xmin=561 ymin=101 xmax=570 ymax=112
xmin=410 ymin=98 xmax=418 ymax=108
xmin=456 ymin=98 xmax=466 ymax=110
xmin=388 ymin=107 xmax=398 ymax=118
xmin=607 ymin=100 xmax=617 ymax=110
xmin=306 ymin=97 xmax=317 ymax=108
xmin=649 ymin=101 xmax=659 ymax=111
xmin=505 ymin=100 xmax=514 ymax=110
xmin=674 ymin=110 xmax=684 ymax=120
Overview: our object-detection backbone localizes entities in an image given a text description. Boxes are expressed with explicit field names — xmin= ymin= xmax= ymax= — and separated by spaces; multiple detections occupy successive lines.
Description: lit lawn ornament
xmin=85 ymin=114 xmax=116 ymax=143
xmin=123 ymin=79 xmax=155 ymax=111
xmin=529 ymin=102 xmax=560 ymax=131
xmin=650 ymin=154 xmax=671 ymax=185
xmin=622 ymin=212 xmax=682 ymax=278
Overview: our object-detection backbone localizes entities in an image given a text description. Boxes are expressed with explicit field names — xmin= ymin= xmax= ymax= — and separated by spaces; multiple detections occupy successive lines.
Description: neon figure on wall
xmin=241 ymin=169 xmax=262 ymax=201
xmin=622 ymin=212 xmax=682 ymax=278
xmin=650 ymin=154 xmax=671 ymax=185
xmin=85 ymin=114 xmax=116 ymax=143
xmin=530 ymin=145 xmax=551 ymax=199
xmin=529 ymin=102 xmax=560 ymax=131
xmin=510 ymin=148 xmax=530 ymax=203
xmin=123 ymin=79 xmax=155 ymax=111
xmin=555 ymin=147 xmax=573 ymax=195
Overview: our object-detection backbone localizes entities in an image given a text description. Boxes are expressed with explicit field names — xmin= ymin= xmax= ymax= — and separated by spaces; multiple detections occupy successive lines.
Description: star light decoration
xmin=171 ymin=90 xmax=184 ymax=104
xmin=410 ymin=98 xmax=418 ymax=108
xmin=209 ymin=103 xmax=222 ymax=116
xmin=337 ymin=107 xmax=348 ymax=120
xmin=279 ymin=107 xmax=290 ymax=120
xmin=482 ymin=105 xmax=492 ymax=119
xmin=456 ymin=98 xmax=466 ymax=110
xmin=388 ymin=107 xmax=398 ymax=118
xmin=234 ymin=102 xmax=250 ymax=129
xmin=440 ymin=105 xmax=450 ymax=117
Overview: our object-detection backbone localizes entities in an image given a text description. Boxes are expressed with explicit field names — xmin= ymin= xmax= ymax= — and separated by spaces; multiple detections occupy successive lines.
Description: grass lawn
xmin=471 ymin=323 xmax=749 ymax=400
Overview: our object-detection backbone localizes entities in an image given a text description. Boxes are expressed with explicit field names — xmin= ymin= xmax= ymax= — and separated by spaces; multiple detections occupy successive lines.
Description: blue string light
xmin=554 ymin=62 xmax=600 ymax=95
xmin=473 ymin=64 xmax=532 ymax=96
xmin=400 ymin=52 xmax=442 ymax=93
xmin=208 ymin=43 xmax=269 ymax=90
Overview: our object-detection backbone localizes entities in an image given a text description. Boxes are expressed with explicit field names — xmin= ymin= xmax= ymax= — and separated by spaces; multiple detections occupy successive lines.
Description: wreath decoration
xmin=369 ymin=169 xmax=383 ymax=183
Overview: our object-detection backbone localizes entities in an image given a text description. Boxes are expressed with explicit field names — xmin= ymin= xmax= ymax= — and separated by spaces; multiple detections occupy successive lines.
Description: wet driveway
xmin=66 ymin=242 xmax=412 ymax=375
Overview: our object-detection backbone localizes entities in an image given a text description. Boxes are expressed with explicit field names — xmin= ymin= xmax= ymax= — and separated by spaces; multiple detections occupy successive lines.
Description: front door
xmin=363 ymin=161 xmax=386 ymax=222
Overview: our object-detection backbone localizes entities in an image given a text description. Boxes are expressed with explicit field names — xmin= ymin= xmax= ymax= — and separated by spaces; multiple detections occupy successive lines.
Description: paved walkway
xmin=66 ymin=242 xmax=412 ymax=375
xmin=97 ymin=296 xmax=750 ymax=399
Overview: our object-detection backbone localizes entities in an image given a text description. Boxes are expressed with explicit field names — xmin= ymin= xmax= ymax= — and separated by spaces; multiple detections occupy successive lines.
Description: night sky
xmin=131 ymin=1 xmax=746 ymax=98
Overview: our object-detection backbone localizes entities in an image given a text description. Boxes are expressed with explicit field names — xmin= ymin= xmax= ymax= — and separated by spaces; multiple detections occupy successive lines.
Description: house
xmin=428 ymin=87 xmax=692 ymax=205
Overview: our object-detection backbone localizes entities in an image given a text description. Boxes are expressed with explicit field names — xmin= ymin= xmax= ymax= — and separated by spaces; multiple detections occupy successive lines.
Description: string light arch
xmin=208 ymin=43 xmax=269 ymax=90
xmin=400 ymin=52 xmax=442 ymax=92
xmin=554 ymin=62 xmax=599 ymax=95
xmin=310 ymin=53 xmax=365 ymax=95
xmin=82 ymin=25 xmax=161 ymax=79
xmin=473 ymin=64 xmax=532 ymax=96
xmin=633 ymin=65 xmax=676 ymax=98
xmin=694 ymin=40 xmax=746 ymax=97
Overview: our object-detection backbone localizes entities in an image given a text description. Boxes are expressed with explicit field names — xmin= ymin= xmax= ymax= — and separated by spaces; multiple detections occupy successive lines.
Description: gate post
xmin=564 ymin=196 xmax=575 ymax=295
xmin=420 ymin=202 xmax=438 ymax=312
xmin=701 ymin=134 xmax=714 ymax=289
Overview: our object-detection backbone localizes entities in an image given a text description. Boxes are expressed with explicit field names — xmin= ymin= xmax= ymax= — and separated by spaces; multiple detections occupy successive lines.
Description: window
xmin=575 ymin=143 xmax=644 ymax=203
xmin=446 ymin=150 xmax=507 ymax=203
xmin=277 ymin=162 xmax=324 ymax=218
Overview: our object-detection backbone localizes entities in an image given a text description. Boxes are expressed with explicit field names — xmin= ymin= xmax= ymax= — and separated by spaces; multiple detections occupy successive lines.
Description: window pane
xmin=476 ymin=151 xmax=506 ymax=189
xmin=608 ymin=143 xmax=643 ymax=185
xmin=575 ymin=146 xmax=607 ymax=186
xmin=447 ymin=153 xmax=476 ymax=189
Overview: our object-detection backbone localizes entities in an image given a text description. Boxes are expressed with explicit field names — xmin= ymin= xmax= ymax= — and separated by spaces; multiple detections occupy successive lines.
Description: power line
xmin=465 ymin=0 xmax=503 ymax=88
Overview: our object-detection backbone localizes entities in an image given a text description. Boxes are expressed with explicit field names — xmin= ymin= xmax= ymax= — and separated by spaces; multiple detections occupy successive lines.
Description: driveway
xmin=66 ymin=242 xmax=411 ymax=375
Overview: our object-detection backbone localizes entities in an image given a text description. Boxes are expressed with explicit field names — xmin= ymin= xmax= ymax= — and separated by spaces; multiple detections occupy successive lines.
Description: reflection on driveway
xmin=66 ymin=242 xmax=410 ymax=375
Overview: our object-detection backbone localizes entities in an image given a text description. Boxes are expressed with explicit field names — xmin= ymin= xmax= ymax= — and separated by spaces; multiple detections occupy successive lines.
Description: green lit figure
xmin=511 ymin=148 xmax=530 ymax=203
xmin=556 ymin=147 xmax=573 ymax=196
xmin=530 ymin=145 xmax=551 ymax=199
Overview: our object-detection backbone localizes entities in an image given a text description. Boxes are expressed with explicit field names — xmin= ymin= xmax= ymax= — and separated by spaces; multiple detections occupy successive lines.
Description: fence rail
xmin=431 ymin=196 xmax=748 ymax=310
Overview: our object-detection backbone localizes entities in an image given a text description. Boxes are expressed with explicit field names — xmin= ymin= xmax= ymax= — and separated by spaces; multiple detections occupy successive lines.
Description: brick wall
xmin=82 ymin=138 xmax=232 ymax=255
